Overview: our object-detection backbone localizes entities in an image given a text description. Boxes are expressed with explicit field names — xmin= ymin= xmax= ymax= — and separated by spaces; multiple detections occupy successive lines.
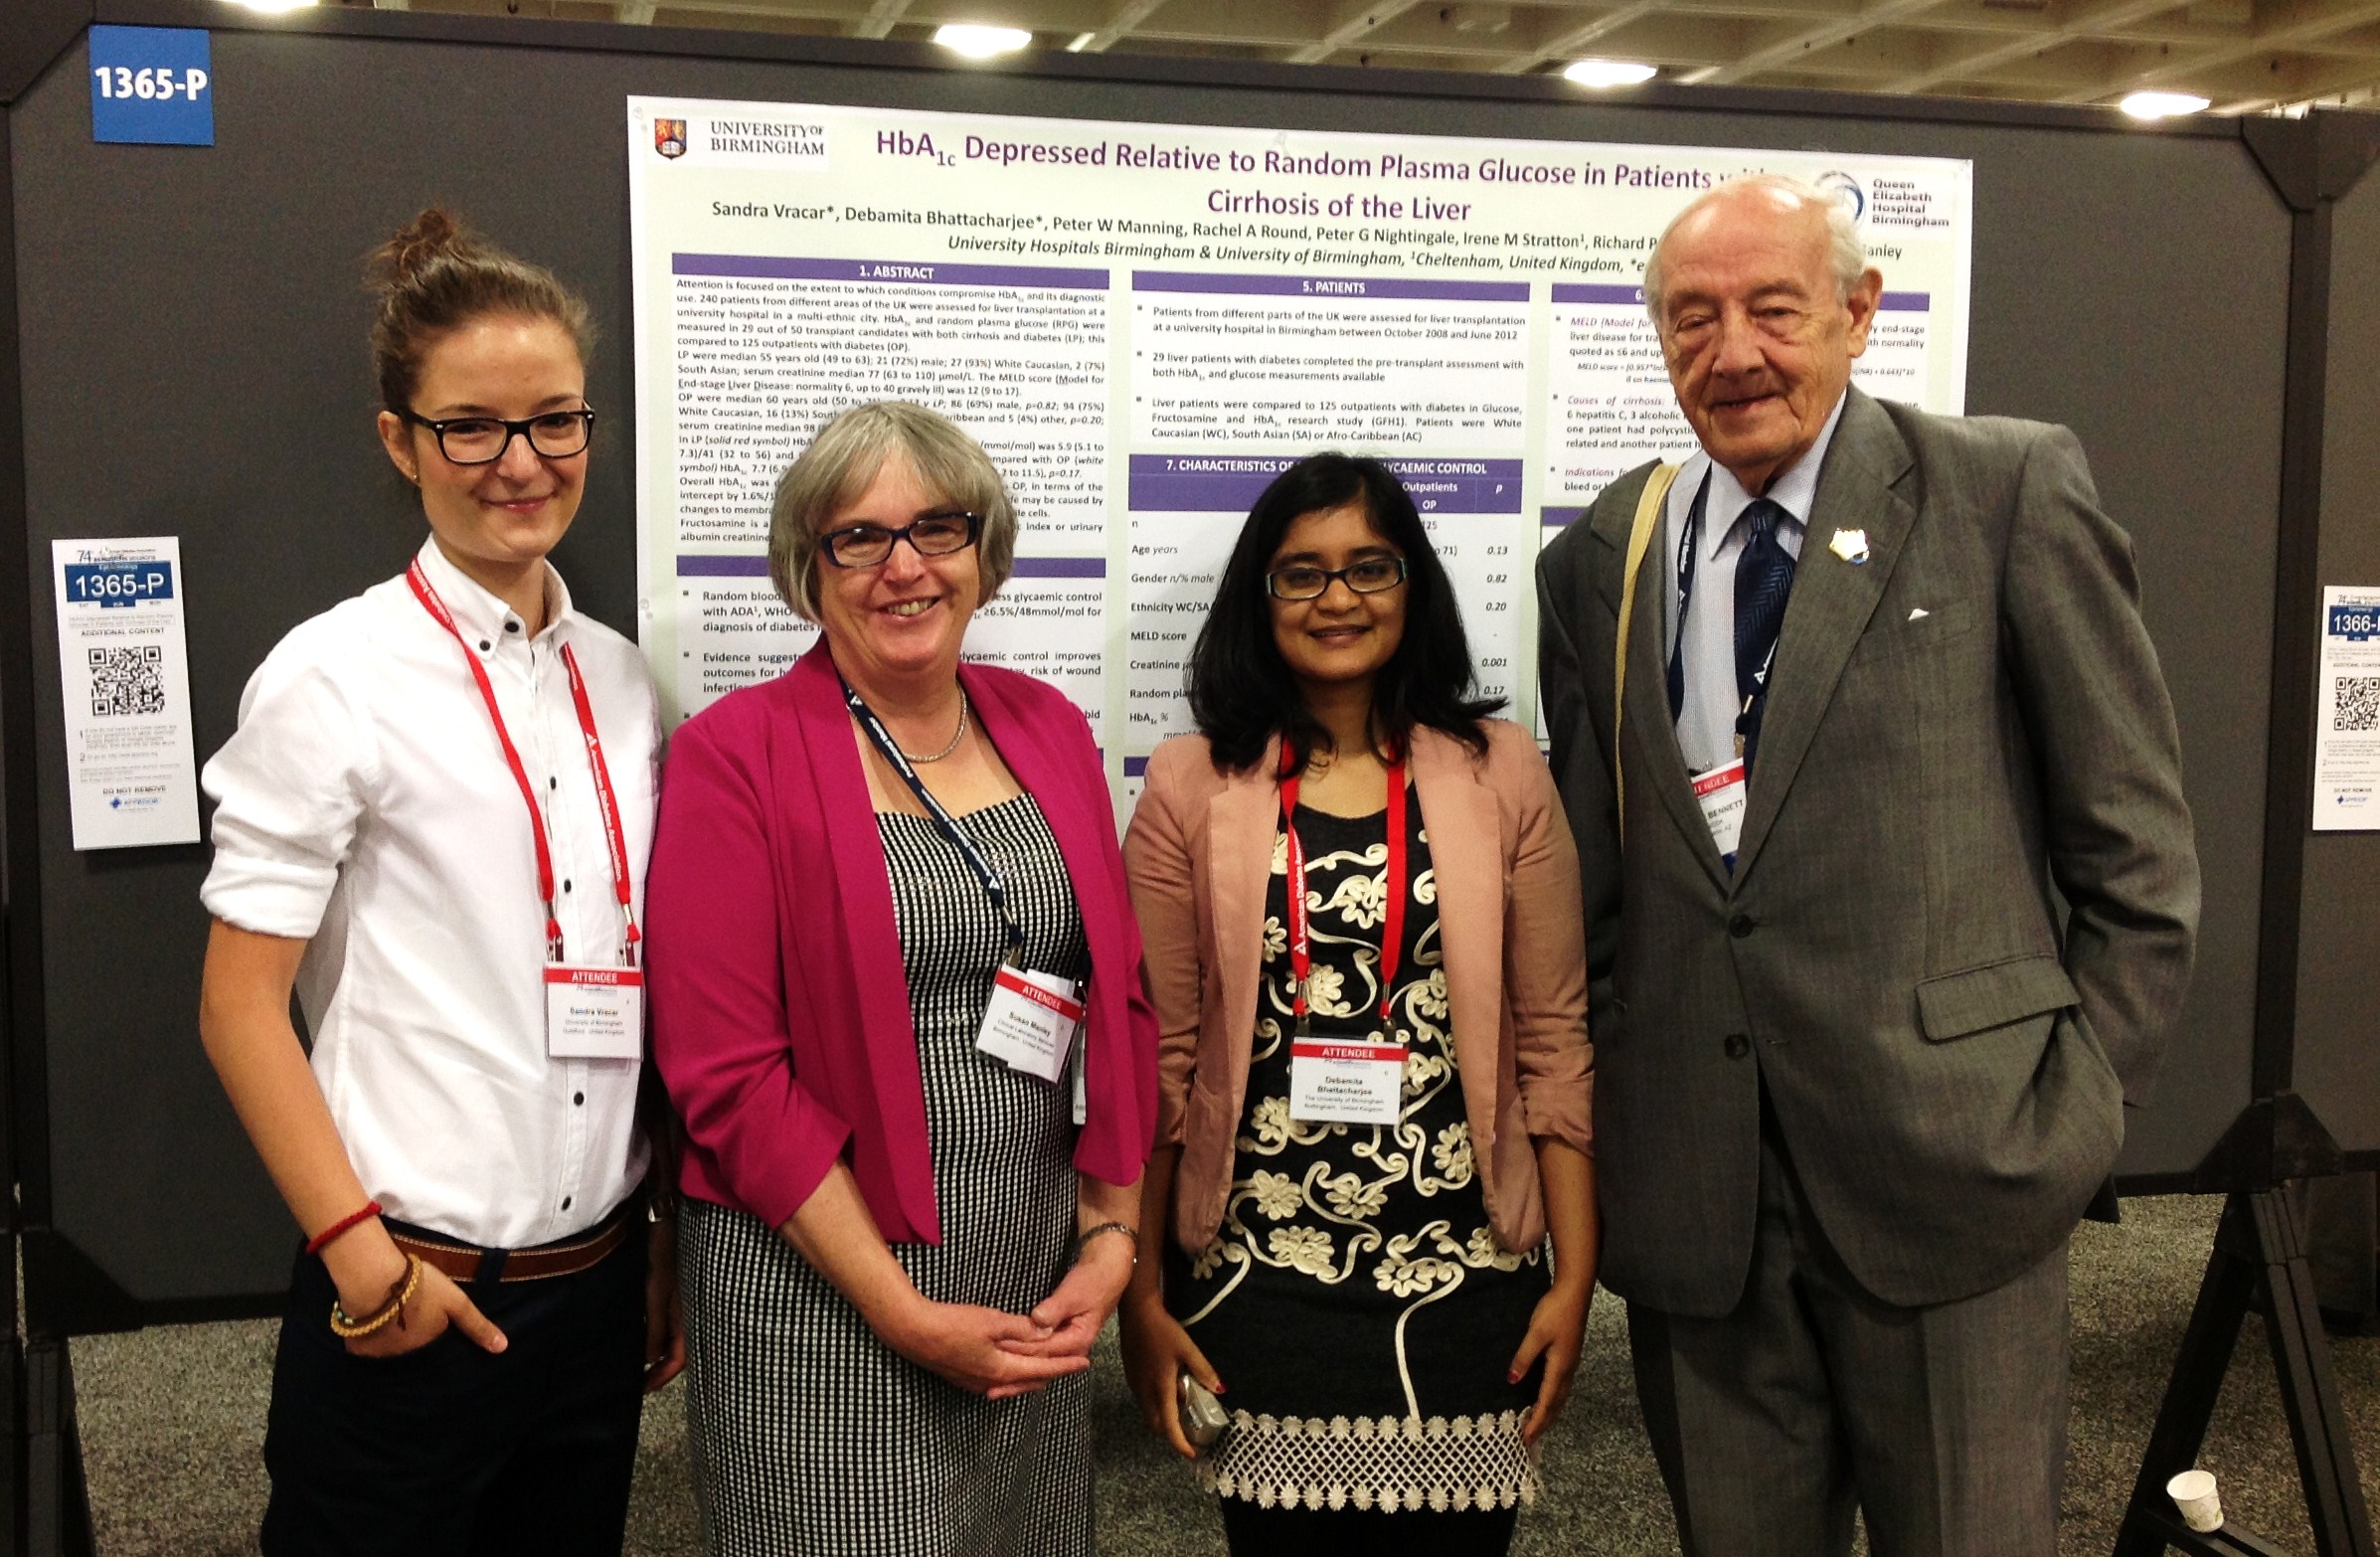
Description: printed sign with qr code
xmin=87 ymin=645 xmax=167 ymax=717
xmin=2316 ymin=586 xmax=2380 ymax=830
xmin=50 ymin=537 xmax=201 ymax=848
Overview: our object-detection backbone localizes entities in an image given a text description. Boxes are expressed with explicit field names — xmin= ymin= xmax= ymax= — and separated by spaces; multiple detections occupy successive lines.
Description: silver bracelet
xmin=1074 ymin=1220 xmax=1138 ymax=1266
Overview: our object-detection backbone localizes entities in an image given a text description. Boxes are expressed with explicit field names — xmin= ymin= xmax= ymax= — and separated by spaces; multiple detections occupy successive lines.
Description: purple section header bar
xmin=1131 ymin=454 xmax=1524 ymax=515
xmin=675 ymin=254 xmax=1107 ymax=290
xmin=1134 ymin=271 xmax=1527 ymax=303
xmin=677 ymin=555 xmax=770 ymax=577
xmin=1011 ymin=557 xmax=1106 ymax=579
xmin=1552 ymin=283 xmax=1643 ymax=306
xmin=1123 ymin=756 xmax=1150 ymax=778
xmin=1541 ymin=508 xmax=1589 ymax=529
xmin=1556 ymin=284 xmax=1931 ymax=312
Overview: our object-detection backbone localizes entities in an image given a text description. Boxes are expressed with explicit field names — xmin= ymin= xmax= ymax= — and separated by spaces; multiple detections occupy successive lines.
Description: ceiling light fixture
xmin=1564 ymin=59 xmax=1657 ymax=87
xmin=1067 ymin=31 xmax=1096 ymax=50
xmin=935 ymin=24 xmax=1032 ymax=57
xmin=2120 ymin=89 xmax=2211 ymax=117
xmin=224 ymin=0 xmax=319 ymax=12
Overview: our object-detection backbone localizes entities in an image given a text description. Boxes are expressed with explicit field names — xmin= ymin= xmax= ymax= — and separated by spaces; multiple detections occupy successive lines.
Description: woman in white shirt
xmin=197 ymin=209 xmax=678 ymax=1554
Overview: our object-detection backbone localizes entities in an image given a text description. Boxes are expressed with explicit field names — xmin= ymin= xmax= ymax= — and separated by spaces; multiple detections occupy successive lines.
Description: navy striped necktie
xmin=1734 ymin=498 xmax=1795 ymax=771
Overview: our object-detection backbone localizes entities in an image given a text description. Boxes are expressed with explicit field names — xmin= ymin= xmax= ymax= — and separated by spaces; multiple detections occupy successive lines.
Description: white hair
xmin=1641 ymin=173 xmax=1867 ymax=324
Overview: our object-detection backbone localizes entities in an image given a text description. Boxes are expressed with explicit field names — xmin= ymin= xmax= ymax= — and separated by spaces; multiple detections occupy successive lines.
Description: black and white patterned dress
xmin=680 ymin=794 xmax=1093 ymax=1557
xmin=1164 ymin=793 xmax=1548 ymax=1515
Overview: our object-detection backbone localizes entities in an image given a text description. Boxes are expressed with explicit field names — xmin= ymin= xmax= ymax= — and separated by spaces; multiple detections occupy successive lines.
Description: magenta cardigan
xmin=645 ymin=643 xmax=1158 ymax=1243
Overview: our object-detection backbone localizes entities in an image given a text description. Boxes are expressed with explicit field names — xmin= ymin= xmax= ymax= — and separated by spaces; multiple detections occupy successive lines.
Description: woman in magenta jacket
xmin=644 ymin=401 xmax=1156 ymax=1557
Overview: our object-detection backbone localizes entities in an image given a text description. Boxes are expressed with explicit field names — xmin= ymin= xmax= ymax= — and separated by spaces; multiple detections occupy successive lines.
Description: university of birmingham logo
xmin=654 ymin=118 xmax=688 ymax=158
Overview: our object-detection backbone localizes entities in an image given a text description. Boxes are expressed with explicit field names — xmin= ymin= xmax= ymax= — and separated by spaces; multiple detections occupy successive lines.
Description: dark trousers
xmin=260 ymin=1225 xmax=646 ymax=1557
xmin=1628 ymin=1116 xmax=2070 ymax=1557
xmin=1218 ymin=1497 xmax=1521 ymax=1556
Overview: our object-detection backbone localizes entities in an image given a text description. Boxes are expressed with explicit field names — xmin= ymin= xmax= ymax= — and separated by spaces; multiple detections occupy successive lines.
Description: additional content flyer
xmin=627 ymin=97 xmax=1974 ymax=808
xmin=51 ymin=537 xmax=201 ymax=849
xmin=2314 ymin=585 xmax=2380 ymax=829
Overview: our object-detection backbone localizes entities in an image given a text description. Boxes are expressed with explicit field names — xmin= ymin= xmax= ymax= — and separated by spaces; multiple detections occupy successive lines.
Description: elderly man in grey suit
xmin=1535 ymin=174 xmax=2199 ymax=1555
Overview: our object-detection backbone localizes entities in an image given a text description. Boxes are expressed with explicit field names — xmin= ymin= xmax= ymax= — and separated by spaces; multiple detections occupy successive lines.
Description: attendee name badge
xmin=977 ymin=964 xmax=1084 ymax=1085
xmin=546 ymin=965 xmax=644 ymax=1059
xmin=1691 ymin=759 xmax=1748 ymax=865
xmin=1289 ymin=1036 xmax=1408 ymax=1125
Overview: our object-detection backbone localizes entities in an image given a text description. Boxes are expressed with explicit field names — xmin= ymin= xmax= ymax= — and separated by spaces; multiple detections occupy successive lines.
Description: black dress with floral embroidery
xmin=1162 ymin=791 xmax=1549 ymax=1516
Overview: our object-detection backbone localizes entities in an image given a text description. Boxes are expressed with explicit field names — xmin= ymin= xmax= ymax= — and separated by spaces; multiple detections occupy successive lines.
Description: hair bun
xmin=368 ymin=207 xmax=472 ymax=296
xmin=363 ymin=207 xmax=593 ymax=415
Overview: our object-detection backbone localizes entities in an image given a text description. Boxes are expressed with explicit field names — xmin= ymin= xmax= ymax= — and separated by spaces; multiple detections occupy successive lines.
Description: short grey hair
xmin=767 ymin=401 xmax=1018 ymax=623
xmin=1642 ymin=173 xmax=1867 ymax=324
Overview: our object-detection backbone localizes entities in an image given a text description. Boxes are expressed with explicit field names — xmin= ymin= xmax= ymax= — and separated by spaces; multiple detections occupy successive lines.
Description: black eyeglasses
xmin=1266 ymin=556 xmax=1409 ymax=601
xmin=402 ymin=409 xmax=595 ymax=465
xmin=819 ymin=511 xmax=983 ymax=569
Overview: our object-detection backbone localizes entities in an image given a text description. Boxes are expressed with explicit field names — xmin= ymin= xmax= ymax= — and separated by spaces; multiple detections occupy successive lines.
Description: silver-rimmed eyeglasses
xmin=402 ymin=409 xmax=595 ymax=465
xmin=820 ymin=511 xmax=983 ymax=569
xmin=1266 ymin=556 xmax=1409 ymax=601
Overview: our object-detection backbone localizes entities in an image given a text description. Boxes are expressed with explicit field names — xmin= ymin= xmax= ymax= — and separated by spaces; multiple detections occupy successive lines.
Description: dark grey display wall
xmin=2298 ymin=158 xmax=2380 ymax=1168
xmin=0 ymin=2 xmax=2356 ymax=1328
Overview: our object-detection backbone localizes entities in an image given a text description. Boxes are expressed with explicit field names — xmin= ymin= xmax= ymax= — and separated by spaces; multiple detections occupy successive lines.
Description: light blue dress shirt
xmin=1662 ymin=391 xmax=1849 ymax=776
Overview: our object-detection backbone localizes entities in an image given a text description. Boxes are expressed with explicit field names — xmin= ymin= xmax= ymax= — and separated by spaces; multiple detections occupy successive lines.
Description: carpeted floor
xmin=73 ymin=1194 xmax=2379 ymax=1554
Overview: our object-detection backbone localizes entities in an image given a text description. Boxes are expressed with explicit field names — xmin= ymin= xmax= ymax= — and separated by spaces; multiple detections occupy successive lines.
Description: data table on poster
xmin=1125 ymin=453 xmax=1526 ymax=745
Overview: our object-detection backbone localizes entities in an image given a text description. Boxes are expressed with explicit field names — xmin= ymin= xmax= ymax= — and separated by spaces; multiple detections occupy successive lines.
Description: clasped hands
xmin=875 ymin=1228 xmax=1137 ymax=1402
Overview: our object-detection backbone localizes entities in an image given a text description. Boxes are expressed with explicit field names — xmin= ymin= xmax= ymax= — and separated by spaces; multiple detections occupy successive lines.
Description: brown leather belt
xmin=391 ymin=1212 xmax=629 ymax=1285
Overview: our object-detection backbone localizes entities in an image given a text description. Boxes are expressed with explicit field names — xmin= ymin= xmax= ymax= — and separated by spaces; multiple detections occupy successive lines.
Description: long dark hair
xmin=1186 ymin=453 xmax=1503 ymax=777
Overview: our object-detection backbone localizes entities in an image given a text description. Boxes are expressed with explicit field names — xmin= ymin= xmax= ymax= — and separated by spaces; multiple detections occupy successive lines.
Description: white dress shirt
xmin=202 ymin=538 xmax=660 ymax=1249
xmin=1663 ymin=391 xmax=1848 ymax=776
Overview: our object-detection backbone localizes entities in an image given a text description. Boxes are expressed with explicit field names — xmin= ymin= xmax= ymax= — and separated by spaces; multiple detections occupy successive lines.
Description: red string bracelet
xmin=305 ymin=1200 xmax=384 ymax=1256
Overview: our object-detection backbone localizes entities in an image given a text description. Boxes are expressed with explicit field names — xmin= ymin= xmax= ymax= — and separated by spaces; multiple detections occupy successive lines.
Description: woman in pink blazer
xmin=1119 ymin=453 xmax=1597 ymax=1555
xmin=645 ymin=402 xmax=1156 ymax=1557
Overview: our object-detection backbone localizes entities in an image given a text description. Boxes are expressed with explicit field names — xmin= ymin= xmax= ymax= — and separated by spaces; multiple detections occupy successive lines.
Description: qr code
xmin=2338 ymin=676 xmax=2380 ymax=734
xmin=87 ymin=644 xmax=164 ymax=717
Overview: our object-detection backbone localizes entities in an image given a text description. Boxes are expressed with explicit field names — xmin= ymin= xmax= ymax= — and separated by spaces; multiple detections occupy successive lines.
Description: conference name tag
xmin=546 ymin=965 xmax=644 ymax=1059
xmin=1289 ymin=1037 xmax=1408 ymax=1125
xmin=1692 ymin=759 xmax=1748 ymax=866
xmin=978 ymin=965 xmax=1083 ymax=1085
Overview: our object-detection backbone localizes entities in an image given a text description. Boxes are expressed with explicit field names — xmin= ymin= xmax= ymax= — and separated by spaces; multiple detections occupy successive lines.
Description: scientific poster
xmin=627 ymin=97 xmax=1972 ymax=806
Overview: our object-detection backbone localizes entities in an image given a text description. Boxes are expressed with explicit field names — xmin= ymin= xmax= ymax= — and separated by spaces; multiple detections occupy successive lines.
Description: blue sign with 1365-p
xmin=88 ymin=26 xmax=213 ymax=146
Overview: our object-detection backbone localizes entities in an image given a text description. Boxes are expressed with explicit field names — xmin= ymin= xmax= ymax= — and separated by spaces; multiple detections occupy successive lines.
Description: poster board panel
xmin=5 ymin=18 xmax=2295 ymax=1320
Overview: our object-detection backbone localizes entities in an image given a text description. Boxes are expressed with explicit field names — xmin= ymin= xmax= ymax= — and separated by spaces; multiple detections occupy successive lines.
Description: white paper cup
xmin=2166 ymin=1469 xmax=2223 ymax=1532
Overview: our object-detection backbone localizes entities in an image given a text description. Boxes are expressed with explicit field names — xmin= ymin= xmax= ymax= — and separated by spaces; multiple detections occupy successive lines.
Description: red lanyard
xmin=408 ymin=560 xmax=640 ymax=966
xmin=1277 ymin=739 xmax=1408 ymax=1037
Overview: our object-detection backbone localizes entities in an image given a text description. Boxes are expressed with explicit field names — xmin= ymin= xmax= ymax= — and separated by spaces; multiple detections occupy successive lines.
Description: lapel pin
xmin=1829 ymin=528 xmax=1870 ymax=565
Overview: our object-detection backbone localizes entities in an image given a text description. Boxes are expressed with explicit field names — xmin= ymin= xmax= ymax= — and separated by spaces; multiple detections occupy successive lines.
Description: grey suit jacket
xmin=1535 ymin=388 xmax=2200 ymax=1315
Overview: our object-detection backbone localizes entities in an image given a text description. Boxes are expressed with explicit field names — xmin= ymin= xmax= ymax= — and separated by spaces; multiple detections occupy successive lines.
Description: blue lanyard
xmin=842 ymin=677 xmax=1025 ymax=958
xmin=1671 ymin=470 xmax=1711 ymax=640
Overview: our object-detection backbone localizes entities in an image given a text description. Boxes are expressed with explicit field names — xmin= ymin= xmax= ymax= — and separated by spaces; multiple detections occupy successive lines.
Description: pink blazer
xmin=1123 ymin=721 xmax=1593 ymax=1256
xmin=647 ymin=643 xmax=1158 ymax=1243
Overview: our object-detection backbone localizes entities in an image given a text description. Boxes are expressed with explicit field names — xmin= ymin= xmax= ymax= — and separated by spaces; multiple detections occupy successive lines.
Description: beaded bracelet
xmin=328 ymin=1252 xmax=422 ymax=1340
